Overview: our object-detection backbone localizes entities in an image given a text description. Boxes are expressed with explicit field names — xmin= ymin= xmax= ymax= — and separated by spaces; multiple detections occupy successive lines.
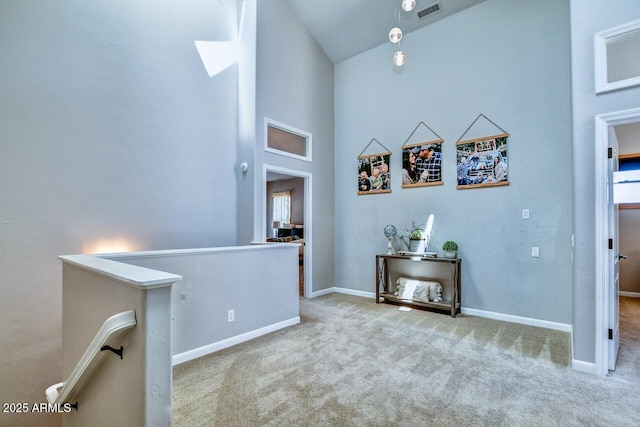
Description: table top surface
xmin=376 ymin=253 xmax=460 ymax=263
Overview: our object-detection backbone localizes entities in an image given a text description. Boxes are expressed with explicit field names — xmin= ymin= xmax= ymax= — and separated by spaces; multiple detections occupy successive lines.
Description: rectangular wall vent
xmin=417 ymin=2 xmax=441 ymax=19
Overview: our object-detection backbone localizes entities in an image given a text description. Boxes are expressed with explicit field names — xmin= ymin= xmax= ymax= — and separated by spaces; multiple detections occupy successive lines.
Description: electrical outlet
xmin=531 ymin=246 xmax=540 ymax=258
xmin=522 ymin=209 xmax=530 ymax=219
xmin=227 ymin=309 xmax=234 ymax=322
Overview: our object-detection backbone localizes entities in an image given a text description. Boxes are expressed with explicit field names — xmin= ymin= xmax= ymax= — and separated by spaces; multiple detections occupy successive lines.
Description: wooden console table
xmin=376 ymin=254 xmax=461 ymax=317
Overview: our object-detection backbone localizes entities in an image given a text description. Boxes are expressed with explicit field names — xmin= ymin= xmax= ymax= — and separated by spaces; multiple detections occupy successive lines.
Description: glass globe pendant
xmin=389 ymin=27 xmax=402 ymax=43
xmin=402 ymin=0 xmax=416 ymax=12
xmin=393 ymin=50 xmax=407 ymax=66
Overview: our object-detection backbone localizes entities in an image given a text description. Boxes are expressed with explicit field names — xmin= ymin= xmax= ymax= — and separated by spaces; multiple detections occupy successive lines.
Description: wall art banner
xmin=455 ymin=114 xmax=509 ymax=189
xmin=401 ymin=121 xmax=444 ymax=188
xmin=357 ymin=138 xmax=392 ymax=195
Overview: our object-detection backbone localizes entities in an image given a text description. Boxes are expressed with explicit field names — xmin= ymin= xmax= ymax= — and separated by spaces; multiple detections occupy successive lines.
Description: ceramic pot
xmin=409 ymin=239 xmax=425 ymax=253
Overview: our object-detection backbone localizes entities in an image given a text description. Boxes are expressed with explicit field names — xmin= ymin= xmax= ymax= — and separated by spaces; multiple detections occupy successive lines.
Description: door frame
xmin=594 ymin=107 xmax=640 ymax=375
xmin=262 ymin=164 xmax=312 ymax=298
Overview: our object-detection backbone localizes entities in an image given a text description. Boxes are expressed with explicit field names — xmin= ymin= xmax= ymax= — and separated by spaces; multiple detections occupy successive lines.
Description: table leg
xmin=451 ymin=262 xmax=458 ymax=317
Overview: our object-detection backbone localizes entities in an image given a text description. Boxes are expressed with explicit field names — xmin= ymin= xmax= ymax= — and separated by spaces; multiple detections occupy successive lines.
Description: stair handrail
xmin=45 ymin=309 xmax=137 ymax=405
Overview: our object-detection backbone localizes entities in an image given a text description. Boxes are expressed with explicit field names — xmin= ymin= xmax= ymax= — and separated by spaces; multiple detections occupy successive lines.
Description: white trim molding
xmin=264 ymin=117 xmax=312 ymax=162
xmin=461 ymin=307 xmax=572 ymax=332
xmin=572 ymin=359 xmax=597 ymax=375
xmin=594 ymin=107 xmax=640 ymax=376
xmin=172 ymin=317 xmax=300 ymax=366
xmin=310 ymin=287 xmax=335 ymax=298
xmin=595 ymin=18 xmax=640 ymax=94
xmin=320 ymin=289 xmax=572 ymax=332
xmin=262 ymin=164 xmax=313 ymax=298
xmin=310 ymin=287 xmax=375 ymax=299
xmin=594 ymin=112 xmax=610 ymax=376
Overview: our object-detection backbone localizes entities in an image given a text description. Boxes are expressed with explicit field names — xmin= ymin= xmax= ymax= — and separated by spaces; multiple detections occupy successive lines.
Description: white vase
xmin=444 ymin=250 xmax=457 ymax=259
xmin=409 ymin=239 xmax=424 ymax=253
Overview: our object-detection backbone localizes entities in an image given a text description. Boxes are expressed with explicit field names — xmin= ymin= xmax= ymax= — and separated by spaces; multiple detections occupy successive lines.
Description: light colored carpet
xmin=173 ymin=293 xmax=640 ymax=426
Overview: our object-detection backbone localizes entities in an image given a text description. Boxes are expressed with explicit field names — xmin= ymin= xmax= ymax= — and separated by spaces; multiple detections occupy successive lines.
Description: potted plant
xmin=400 ymin=221 xmax=426 ymax=253
xmin=442 ymin=241 xmax=458 ymax=258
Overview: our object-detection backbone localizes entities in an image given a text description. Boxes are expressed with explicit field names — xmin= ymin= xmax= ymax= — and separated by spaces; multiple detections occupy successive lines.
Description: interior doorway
xmin=594 ymin=107 xmax=640 ymax=375
xmin=263 ymin=164 xmax=312 ymax=298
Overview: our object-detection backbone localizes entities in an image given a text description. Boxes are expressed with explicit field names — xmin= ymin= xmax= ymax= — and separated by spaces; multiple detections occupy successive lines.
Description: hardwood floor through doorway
xmin=298 ymin=254 xmax=303 ymax=296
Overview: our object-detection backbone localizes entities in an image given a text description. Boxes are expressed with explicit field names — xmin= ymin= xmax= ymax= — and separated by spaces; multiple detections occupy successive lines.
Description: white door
xmin=608 ymin=135 xmax=620 ymax=371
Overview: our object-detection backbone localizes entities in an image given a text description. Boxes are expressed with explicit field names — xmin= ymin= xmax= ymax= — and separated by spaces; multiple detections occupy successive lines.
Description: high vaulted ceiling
xmin=287 ymin=0 xmax=486 ymax=63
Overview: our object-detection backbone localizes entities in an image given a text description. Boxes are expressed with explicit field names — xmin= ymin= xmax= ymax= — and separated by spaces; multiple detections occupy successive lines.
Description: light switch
xmin=522 ymin=209 xmax=530 ymax=219
xmin=531 ymin=246 xmax=540 ymax=258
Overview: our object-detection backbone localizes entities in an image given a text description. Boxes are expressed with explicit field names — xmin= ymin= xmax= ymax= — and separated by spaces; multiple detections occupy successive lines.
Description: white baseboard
xmin=572 ymin=359 xmax=596 ymax=374
xmin=620 ymin=291 xmax=640 ymax=298
xmin=310 ymin=287 xmax=334 ymax=298
xmin=318 ymin=289 xmax=571 ymax=332
xmin=172 ymin=316 xmax=300 ymax=366
xmin=332 ymin=287 xmax=376 ymax=299
xmin=461 ymin=307 xmax=572 ymax=332
xmin=310 ymin=286 xmax=376 ymax=299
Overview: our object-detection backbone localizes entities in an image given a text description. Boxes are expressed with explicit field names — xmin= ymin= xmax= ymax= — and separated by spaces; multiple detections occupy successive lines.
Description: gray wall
xmin=334 ymin=0 xmax=573 ymax=324
xmin=108 ymin=246 xmax=300 ymax=360
xmin=236 ymin=0 xmax=257 ymax=246
xmin=256 ymin=0 xmax=335 ymax=291
xmin=0 ymin=1 xmax=240 ymax=423
xmin=570 ymin=0 xmax=640 ymax=363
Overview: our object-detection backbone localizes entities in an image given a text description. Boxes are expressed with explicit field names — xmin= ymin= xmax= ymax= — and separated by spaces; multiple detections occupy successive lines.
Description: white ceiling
xmin=287 ymin=0 xmax=486 ymax=63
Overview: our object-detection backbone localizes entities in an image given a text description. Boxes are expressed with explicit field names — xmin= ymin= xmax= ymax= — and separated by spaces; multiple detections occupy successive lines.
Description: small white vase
xmin=409 ymin=239 xmax=424 ymax=253
xmin=443 ymin=250 xmax=457 ymax=259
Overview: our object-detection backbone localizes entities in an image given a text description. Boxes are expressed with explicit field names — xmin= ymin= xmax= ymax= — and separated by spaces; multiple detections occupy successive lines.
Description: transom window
xmin=264 ymin=118 xmax=312 ymax=162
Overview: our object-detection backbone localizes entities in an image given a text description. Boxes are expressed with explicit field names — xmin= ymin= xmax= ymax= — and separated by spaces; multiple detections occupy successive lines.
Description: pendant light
xmin=390 ymin=1 xmax=410 ymax=67
xmin=393 ymin=50 xmax=407 ymax=67
xmin=402 ymin=0 xmax=416 ymax=12
xmin=389 ymin=27 xmax=402 ymax=43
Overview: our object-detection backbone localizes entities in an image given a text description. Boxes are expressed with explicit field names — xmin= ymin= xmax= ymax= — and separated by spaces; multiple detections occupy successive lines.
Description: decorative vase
xmin=444 ymin=250 xmax=457 ymax=259
xmin=409 ymin=239 xmax=425 ymax=253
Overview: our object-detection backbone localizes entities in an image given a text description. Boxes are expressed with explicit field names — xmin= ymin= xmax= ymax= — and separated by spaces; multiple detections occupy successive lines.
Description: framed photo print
xmin=401 ymin=121 xmax=444 ymax=188
xmin=358 ymin=152 xmax=392 ymax=195
xmin=456 ymin=134 xmax=509 ymax=189
xmin=401 ymin=140 xmax=443 ymax=188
